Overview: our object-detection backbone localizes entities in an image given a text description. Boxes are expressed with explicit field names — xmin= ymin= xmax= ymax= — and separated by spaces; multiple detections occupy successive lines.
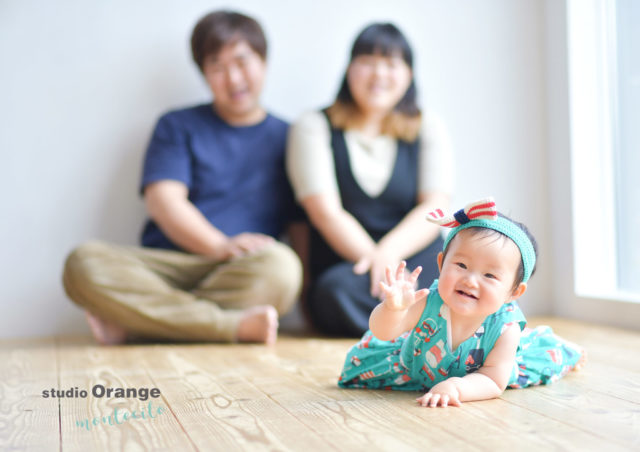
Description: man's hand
xmin=221 ymin=233 xmax=274 ymax=259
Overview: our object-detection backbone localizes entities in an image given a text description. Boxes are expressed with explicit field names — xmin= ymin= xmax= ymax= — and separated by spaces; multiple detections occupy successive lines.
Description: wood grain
xmin=0 ymin=317 xmax=638 ymax=451
xmin=56 ymin=340 xmax=195 ymax=451
xmin=0 ymin=339 xmax=60 ymax=451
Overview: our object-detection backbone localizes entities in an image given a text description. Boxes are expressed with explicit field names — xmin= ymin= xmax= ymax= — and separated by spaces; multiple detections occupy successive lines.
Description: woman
xmin=287 ymin=23 xmax=453 ymax=336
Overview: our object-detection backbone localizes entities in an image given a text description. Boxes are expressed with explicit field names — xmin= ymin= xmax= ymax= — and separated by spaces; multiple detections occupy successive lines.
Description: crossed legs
xmin=62 ymin=241 xmax=302 ymax=344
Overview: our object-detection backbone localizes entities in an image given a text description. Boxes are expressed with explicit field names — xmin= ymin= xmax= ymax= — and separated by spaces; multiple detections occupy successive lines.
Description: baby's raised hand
xmin=378 ymin=261 xmax=429 ymax=311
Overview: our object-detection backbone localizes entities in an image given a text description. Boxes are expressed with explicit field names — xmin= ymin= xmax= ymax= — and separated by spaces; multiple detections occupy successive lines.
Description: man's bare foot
xmin=236 ymin=305 xmax=279 ymax=345
xmin=85 ymin=312 xmax=127 ymax=345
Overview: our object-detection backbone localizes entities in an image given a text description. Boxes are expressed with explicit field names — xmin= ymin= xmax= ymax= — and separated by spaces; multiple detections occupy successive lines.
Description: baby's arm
xmin=416 ymin=323 xmax=520 ymax=407
xmin=369 ymin=261 xmax=429 ymax=341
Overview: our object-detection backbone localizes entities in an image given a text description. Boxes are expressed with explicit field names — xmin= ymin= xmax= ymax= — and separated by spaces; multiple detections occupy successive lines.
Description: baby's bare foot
xmin=85 ymin=312 xmax=127 ymax=345
xmin=573 ymin=349 xmax=587 ymax=371
xmin=236 ymin=305 xmax=279 ymax=345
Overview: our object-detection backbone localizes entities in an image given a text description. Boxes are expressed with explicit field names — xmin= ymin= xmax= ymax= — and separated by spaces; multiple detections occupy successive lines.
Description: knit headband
xmin=426 ymin=197 xmax=536 ymax=283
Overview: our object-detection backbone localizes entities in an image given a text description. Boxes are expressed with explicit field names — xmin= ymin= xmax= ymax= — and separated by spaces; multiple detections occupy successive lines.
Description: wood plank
xmin=501 ymin=379 xmax=639 ymax=448
xmin=133 ymin=343 xmax=333 ymax=451
xmin=234 ymin=339 xmax=621 ymax=451
xmin=56 ymin=340 xmax=196 ymax=451
xmin=567 ymin=360 xmax=640 ymax=402
xmin=273 ymin=331 xmax=637 ymax=450
xmin=186 ymin=342 xmax=606 ymax=451
xmin=1 ymin=316 xmax=638 ymax=451
xmin=0 ymin=338 xmax=60 ymax=451
xmin=182 ymin=343 xmax=478 ymax=451
xmin=414 ymin=396 xmax=625 ymax=451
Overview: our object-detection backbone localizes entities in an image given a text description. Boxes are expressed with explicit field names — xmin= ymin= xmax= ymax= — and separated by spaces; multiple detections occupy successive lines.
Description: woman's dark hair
xmin=335 ymin=23 xmax=420 ymax=117
xmin=441 ymin=213 xmax=539 ymax=292
xmin=190 ymin=10 xmax=267 ymax=71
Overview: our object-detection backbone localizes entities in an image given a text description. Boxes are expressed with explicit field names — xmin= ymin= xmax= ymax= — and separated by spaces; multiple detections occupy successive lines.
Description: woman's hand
xmin=378 ymin=261 xmax=429 ymax=311
xmin=416 ymin=378 xmax=462 ymax=408
xmin=353 ymin=246 xmax=403 ymax=297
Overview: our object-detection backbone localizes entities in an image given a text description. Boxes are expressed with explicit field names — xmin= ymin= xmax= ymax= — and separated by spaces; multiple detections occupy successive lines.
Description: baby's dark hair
xmin=441 ymin=213 xmax=538 ymax=291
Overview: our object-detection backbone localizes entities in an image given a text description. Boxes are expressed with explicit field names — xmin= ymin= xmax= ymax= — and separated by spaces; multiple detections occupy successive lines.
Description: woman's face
xmin=347 ymin=52 xmax=412 ymax=117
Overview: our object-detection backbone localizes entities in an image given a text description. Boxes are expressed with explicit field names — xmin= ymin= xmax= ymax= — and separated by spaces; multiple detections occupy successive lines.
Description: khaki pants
xmin=62 ymin=240 xmax=302 ymax=342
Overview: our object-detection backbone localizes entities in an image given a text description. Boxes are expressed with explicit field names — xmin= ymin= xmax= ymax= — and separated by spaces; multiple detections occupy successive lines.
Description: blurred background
xmin=2 ymin=0 xmax=638 ymax=338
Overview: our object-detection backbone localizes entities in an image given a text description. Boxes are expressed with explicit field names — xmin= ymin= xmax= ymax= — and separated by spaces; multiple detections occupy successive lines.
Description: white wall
xmin=1 ymin=0 xmax=552 ymax=338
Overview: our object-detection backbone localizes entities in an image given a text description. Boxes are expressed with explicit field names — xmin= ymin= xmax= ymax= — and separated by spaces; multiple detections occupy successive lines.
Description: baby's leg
xmin=512 ymin=326 xmax=586 ymax=387
xmin=568 ymin=341 xmax=587 ymax=371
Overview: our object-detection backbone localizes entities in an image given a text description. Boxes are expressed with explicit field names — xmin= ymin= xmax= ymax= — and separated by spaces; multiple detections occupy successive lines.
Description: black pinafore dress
xmin=307 ymin=114 xmax=443 ymax=336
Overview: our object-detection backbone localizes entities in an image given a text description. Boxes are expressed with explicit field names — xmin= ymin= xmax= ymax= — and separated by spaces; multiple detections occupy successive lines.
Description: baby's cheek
xmin=438 ymin=274 xmax=454 ymax=293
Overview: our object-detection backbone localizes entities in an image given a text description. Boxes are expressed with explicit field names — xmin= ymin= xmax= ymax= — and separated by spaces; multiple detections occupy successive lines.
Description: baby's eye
xmin=484 ymin=273 xmax=496 ymax=280
xmin=456 ymin=262 xmax=467 ymax=269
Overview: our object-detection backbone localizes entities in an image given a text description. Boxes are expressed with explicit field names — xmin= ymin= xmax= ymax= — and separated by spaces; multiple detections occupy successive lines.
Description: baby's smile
xmin=456 ymin=289 xmax=478 ymax=300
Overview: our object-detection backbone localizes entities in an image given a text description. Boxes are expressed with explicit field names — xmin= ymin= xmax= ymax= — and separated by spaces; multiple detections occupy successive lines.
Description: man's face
xmin=202 ymin=40 xmax=266 ymax=125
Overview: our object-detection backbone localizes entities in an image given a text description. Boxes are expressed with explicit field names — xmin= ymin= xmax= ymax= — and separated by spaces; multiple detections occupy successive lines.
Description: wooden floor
xmin=1 ymin=317 xmax=638 ymax=451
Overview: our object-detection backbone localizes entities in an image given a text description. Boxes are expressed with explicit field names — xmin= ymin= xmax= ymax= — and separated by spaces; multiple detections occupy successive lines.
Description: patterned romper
xmin=338 ymin=280 xmax=583 ymax=391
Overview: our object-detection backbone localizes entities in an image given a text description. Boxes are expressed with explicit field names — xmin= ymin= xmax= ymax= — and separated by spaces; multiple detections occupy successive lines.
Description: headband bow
xmin=427 ymin=197 xmax=497 ymax=228
xmin=427 ymin=197 xmax=536 ymax=283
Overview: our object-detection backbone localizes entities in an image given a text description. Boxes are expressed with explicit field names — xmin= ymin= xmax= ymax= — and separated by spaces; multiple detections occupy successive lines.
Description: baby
xmin=338 ymin=198 xmax=585 ymax=407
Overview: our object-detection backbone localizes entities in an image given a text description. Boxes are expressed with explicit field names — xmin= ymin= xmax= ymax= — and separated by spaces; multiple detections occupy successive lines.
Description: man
xmin=63 ymin=11 xmax=302 ymax=345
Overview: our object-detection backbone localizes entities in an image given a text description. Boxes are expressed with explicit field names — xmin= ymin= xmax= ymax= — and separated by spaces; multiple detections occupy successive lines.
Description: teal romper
xmin=338 ymin=281 xmax=582 ymax=391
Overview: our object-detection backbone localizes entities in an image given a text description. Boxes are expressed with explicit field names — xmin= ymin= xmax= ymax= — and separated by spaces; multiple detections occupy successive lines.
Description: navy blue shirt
xmin=140 ymin=103 xmax=297 ymax=251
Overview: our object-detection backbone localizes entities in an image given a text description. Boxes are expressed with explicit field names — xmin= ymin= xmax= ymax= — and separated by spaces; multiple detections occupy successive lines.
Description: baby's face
xmin=437 ymin=230 xmax=522 ymax=322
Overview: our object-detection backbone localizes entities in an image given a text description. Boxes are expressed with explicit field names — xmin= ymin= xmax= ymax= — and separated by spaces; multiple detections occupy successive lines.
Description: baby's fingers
xmin=385 ymin=265 xmax=395 ymax=285
xmin=416 ymin=393 xmax=431 ymax=407
xmin=414 ymin=288 xmax=430 ymax=303
xmin=395 ymin=261 xmax=407 ymax=281
xmin=408 ymin=265 xmax=423 ymax=285
xmin=416 ymin=392 xmax=460 ymax=408
xmin=379 ymin=281 xmax=393 ymax=298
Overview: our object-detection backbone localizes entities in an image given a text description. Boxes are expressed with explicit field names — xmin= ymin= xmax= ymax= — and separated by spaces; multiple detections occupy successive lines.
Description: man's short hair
xmin=191 ymin=10 xmax=267 ymax=71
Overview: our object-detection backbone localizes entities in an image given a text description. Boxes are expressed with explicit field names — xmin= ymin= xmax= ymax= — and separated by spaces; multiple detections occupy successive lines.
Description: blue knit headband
xmin=427 ymin=197 xmax=536 ymax=283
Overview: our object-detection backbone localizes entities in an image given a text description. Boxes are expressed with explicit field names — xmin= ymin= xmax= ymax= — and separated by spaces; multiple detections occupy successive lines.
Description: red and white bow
xmin=427 ymin=197 xmax=497 ymax=228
